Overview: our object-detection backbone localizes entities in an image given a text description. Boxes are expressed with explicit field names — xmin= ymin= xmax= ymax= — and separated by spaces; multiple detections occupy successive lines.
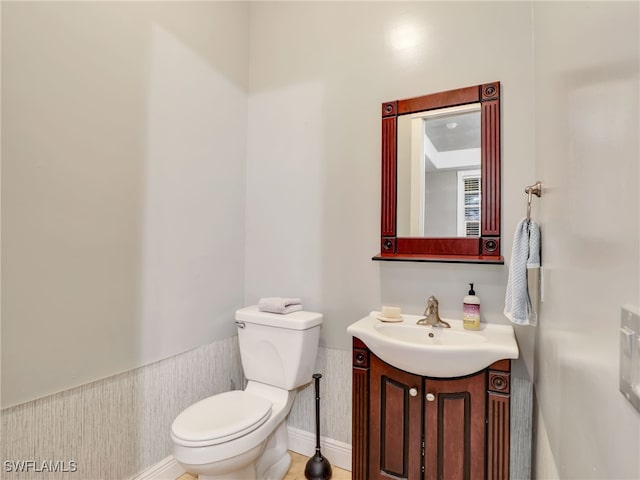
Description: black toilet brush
xmin=304 ymin=373 xmax=332 ymax=480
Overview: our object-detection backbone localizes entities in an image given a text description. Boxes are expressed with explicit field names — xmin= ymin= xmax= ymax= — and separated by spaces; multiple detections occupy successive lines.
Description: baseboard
xmin=131 ymin=455 xmax=185 ymax=480
xmin=287 ymin=426 xmax=352 ymax=472
xmin=131 ymin=428 xmax=353 ymax=479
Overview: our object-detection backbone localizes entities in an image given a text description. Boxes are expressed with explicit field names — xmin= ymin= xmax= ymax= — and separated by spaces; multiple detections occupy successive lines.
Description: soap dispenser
xmin=463 ymin=283 xmax=481 ymax=330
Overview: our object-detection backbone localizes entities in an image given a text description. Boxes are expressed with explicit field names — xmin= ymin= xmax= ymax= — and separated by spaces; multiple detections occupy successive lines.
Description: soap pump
xmin=463 ymin=283 xmax=481 ymax=330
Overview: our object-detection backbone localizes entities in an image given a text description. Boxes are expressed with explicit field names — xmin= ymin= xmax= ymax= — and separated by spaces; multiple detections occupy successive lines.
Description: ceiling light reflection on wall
xmin=389 ymin=23 xmax=421 ymax=50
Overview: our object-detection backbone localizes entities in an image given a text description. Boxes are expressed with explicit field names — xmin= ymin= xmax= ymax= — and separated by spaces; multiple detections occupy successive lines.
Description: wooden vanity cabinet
xmin=352 ymin=338 xmax=511 ymax=480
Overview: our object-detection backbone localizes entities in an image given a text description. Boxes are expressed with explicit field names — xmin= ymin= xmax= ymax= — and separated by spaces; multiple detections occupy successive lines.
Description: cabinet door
xmin=424 ymin=372 xmax=486 ymax=480
xmin=369 ymin=353 xmax=423 ymax=480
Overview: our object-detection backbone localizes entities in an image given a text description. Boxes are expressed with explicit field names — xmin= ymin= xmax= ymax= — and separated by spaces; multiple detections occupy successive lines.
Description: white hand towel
xmin=504 ymin=218 xmax=541 ymax=325
xmin=258 ymin=297 xmax=302 ymax=314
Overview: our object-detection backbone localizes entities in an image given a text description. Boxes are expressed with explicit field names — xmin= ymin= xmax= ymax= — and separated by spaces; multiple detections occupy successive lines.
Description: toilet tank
xmin=235 ymin=306 xmax=322 ymax=390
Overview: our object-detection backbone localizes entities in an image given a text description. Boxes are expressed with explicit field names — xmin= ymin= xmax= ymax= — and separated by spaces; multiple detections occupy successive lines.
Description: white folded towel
xmin=258 ymin=297 xmax=302 ymax=314
xmin=504 ymin=218 xmax=541 ymax=325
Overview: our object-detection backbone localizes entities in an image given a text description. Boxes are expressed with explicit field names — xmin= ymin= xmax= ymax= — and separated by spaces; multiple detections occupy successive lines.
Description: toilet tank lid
xmin=236 ymin=305 xmax=322 ymax=330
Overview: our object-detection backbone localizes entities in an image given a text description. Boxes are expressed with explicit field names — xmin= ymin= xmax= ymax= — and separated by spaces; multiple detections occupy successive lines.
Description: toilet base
xmin=198 ymin=463 xmax=256 ymax=480
xmin=178 ymin=421 xmax=292 ymax=480
xmin=180 ymin=443 xmax=263 ymax=480
xmin=256 ymin=421 xmax=291 ymax=479
xmin=261 ymin=452 xmax=291 ymax=480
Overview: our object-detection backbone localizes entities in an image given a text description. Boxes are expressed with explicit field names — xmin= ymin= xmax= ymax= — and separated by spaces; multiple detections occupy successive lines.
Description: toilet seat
xmin=171 ymin=390 xmax=272 ymax=448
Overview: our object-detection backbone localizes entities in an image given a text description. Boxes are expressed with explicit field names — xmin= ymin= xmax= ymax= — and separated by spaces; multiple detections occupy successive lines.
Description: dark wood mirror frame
xmin=373 ymin=82 xmax=503 ymax=264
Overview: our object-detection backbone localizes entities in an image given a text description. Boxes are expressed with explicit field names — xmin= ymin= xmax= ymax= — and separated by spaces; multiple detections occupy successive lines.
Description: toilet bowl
xmin=171 ymin=306 xmax=322 ymax=480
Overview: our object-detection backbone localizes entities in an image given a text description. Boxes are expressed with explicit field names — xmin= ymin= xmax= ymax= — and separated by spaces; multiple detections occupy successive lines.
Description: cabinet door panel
xmin=369 ymin=354 xmax=422 ymax=480
xmin=424 ymin=372 xmax=486 ymax=480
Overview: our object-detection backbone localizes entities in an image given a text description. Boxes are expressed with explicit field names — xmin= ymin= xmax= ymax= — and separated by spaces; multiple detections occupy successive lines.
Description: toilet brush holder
xmin=304 ymin=373 xmax=332 ymax=480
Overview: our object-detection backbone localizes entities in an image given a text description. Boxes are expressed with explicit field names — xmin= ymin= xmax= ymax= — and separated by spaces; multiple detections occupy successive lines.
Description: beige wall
xmin=1 ymin=1 xmax=250 ymax=407
xmin=532 ymin=2 xmax=640 ymax=478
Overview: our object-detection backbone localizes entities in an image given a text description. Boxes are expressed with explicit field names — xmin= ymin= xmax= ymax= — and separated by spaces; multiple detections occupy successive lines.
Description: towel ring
xmin=524 ymin=181 xmax=542 ymax=223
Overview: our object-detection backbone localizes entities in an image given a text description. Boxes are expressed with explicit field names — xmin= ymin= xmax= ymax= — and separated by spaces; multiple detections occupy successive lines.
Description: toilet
xmin=170 ymin=305 xmax=322 ymax=480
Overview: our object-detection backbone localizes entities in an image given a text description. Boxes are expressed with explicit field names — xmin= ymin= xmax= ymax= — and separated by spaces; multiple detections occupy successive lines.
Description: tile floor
xmin=176 ymin=451 xmax=351 ymax=480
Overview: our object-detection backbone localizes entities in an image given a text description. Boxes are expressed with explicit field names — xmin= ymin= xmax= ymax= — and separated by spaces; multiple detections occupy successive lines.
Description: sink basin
xmin=375 ymin=323 xmax=486 ymax=346
xmin=347 ymin=312 xmax=519 ymax=377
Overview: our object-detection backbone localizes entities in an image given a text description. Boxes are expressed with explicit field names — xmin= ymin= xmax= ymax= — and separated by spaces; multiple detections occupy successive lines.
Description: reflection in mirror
xmin=397 ymin=104 xmax=481 ymax=237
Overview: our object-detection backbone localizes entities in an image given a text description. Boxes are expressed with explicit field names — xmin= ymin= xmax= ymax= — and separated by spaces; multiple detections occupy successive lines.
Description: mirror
xmin=375 ymin=82 xmax=502 ymax=263
xmin=396 ymin=104 xmax=481 ymax=237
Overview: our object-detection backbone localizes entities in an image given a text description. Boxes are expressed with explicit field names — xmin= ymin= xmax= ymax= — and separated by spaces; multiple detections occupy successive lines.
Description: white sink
xmin=347 ymin=312 xmax=519 ymax=377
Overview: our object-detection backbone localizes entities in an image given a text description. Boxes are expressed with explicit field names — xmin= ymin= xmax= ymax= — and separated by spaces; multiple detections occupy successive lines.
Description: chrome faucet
xmin=416 ymin=296 xmax=451 ymax=328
